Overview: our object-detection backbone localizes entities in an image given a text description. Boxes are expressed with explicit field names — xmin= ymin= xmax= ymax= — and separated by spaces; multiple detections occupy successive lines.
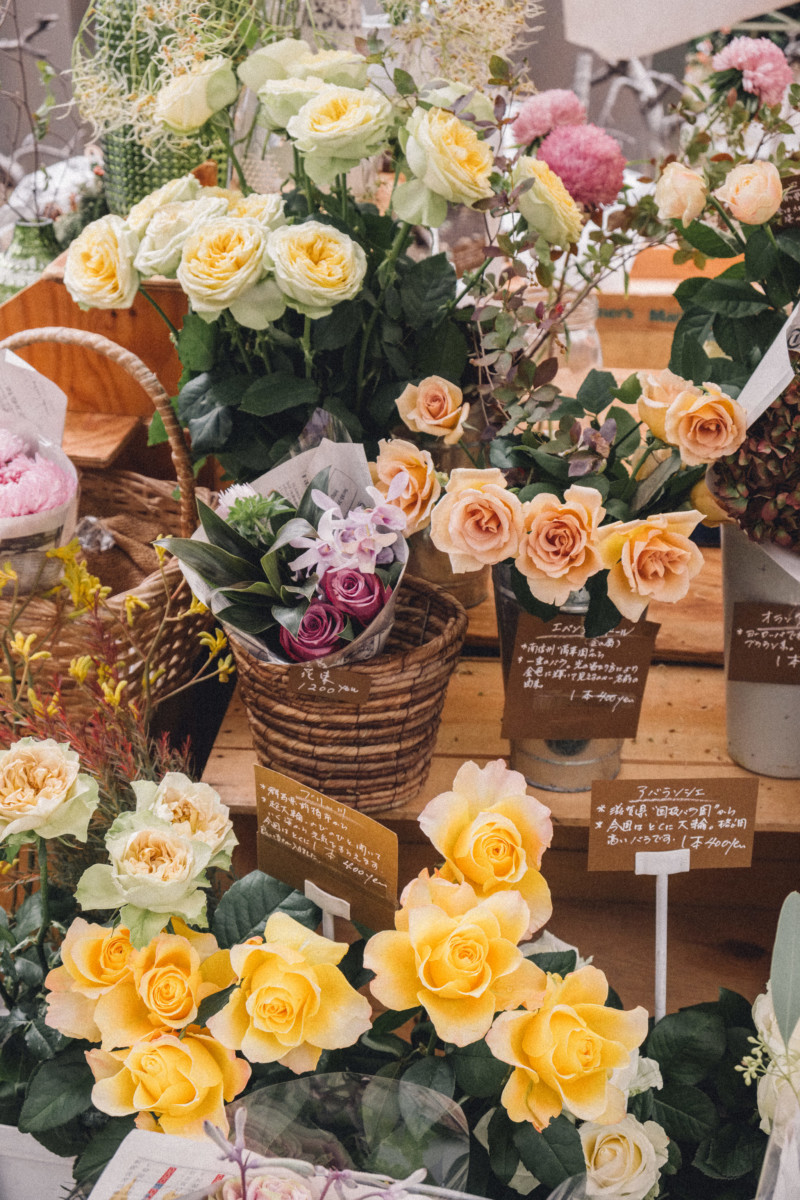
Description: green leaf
xmin=215 ymin=603 xmax=274 ymax=635
xmin=24 ymin=1018 xmax=69 ymax=1061
xmin=157 ymin=536 xmax=256 ymax=587
xmin=770 ymin=891 xmax=800 ymax=1048
xmin=673 ymin=276 xmax=709 ymax=311
xmin=297 ymin=468 xmax=332 ymax=526
xmin=188 ymin=406 xmax=233 ymax=456
xmin=196 ymin=983 xmax=236 ymax=1026
xmin=372 ymin=1006 xmax=421 ymax=1035
xmin=196 ymin=499 xmax=261 ymax=562
xmin=513 ymin=1115 xmax=584 ymax=1190
xmin=679 ymin=221 xmax=741 ymax=259
xmin=487 ymin=1107 xmax=520 ymax=1185
xmin=576 ymin=369 xmax=619 ymax=414
xmin=584 ymin=572 xmax=623 ymax=639
xmin=402 ymin=1056 xmax=455 ymax=1097
xmin=393 ymin=67 xmax=416 ymax=95
xmin=176 ymin=372 xmax=246 ymax=423
xmin=629 ymin=451 xmax=683 ymax=514
xmin=651 ymin=1083 xmax=719 ymax=1143
xmin=416 ymin=320 xmax=468 ymax=382
xmin=147 ymin=410 xmax=168 ymax=446
xmin=177 ymin=312 xmax=219 ymax=371
xmin=693 ymin=277 xmax=771 ymax=317
xmin=693 ymin=1123 xmax=767 ymax=1180
xmin=18 ymin=1045 xmax=95 ymax=1133
xmin=450 ymin=1038 xmax=509 ymax=1098
xmin=313 ymin=300 xmax=364 ymax=350
xmin=212 ymin=871 xmax=321 ymax=948
xmin=744 ymin=226 xmax=779 ymax=281
xmin=510 ymin=561 xmax=560 ymax=624
xmin=240 ymin=373 xmax=319 ymax=417
xmin=612 ymin=373 xmax=642 ymax=406
xmin=523 ymin=949 xmax=577 ymax=975
xmin=14 ymin=892 xmax=43 ymax=938
xmin=74 ymin=1116 xmax=138 ymax=1188
xmin=647 ymin=1009 xmax=727 ymax=1083
xmin=399 ymin=253 xmax=457 ymax=331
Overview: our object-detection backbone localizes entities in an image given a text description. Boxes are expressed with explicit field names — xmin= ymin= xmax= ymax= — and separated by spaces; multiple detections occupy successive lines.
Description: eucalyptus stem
xmin=34 ymin=836 xmax=50 ymax=974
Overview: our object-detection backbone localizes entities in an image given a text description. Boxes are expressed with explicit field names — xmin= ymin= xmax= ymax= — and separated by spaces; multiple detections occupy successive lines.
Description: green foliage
xmin=212 ymin=871 xmax=321 ymax=947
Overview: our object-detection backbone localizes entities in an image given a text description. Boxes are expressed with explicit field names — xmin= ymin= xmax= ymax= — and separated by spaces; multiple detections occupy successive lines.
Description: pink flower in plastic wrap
xmin=0 ymin=429 xmax=26 ymax=464
xmin=713 ymin=37 xmax=793 ymax=108
xmin=511 ymin=89 xmax=586 ymax=144
xmin=0 ymin=454 xmax=75 ymax=517
xmin=539 ymin=124 xmax=626 ymax=207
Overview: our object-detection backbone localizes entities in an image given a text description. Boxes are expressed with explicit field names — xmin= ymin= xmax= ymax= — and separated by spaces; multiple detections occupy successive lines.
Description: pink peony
xmin=0 ymin=454 xmax=75 ymax=518
xmin=511 ymin=89 xmax=586 ymax=144
xmin=0 ymin=429 xmax=27 ymax=464
xmin=539 ymin=124 xmax=626 ymax=207
xmin=713 ymin=36 xmax=793 ymax=108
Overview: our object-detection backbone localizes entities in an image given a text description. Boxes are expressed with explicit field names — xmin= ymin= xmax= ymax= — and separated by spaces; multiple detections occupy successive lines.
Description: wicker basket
xmin=230 ymin=576 xmax=468 ymax=812
xmin=0 ymin=326 xmax=210 ymax=716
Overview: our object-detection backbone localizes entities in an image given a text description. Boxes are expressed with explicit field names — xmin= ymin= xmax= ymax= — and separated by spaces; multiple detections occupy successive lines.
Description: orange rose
xmin=597 ymin=511 xmax=704 ymax=621
xmin=395 ymin=376 xmax=469 ymax=444
xmin=370 ymin=439 xmax=441 ymax=535
xmin=636 ymin=369 xmax=701 ymax=442
xmin=430 ymin=468 xmax=524 ymax=571
xmin=516 ymin=485 xmax=605 ymax=607
xmin=486 ymin=965 xmax=648 ymax=1130
xmin=365 ymin=874 xmax=546 ymax=1046
xmin=664 ymin=382 xmax=746 ymax=466
xmin=418 ymin=759 xmax=552 ymax=937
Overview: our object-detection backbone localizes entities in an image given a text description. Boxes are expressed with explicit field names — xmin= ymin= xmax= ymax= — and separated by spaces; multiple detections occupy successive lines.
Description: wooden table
xmin=201 ymin=546 xmax=800 ymax=1016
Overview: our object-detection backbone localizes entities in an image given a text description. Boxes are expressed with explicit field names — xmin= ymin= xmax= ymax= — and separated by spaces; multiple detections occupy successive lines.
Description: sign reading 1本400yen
xmin=588 ymin=778 xmax=758 ymax=871
xmin=728 ymin=602 xmax=800 ymax=685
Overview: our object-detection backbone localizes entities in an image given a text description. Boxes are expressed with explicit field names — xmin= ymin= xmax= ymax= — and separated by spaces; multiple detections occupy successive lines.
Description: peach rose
xmin=395 ymin=376 xmax=469 ymax=445
xmin=516 ymin=485 xmax=606 ymax=607
xmin=364 ymin=874 xmax=546 ymax=1046
xmin=654 ymin=162 xmax=707 ymax=225
xmin=597 ymin=511 xmax=704 ymax=621
xmin=418 ymin=758 xmax=552 ymax=937
xmin=486 ymin=965 xmax=648 ymax=1130
xmin=45 ymin=920 xmax=135 ymax=1042
xmin=207 ymin=912 xmax=371 ymax=1072
xmin=636 ymin=369 xmax=701 ymax=442
xmin=663 ymin=381 xmax=746 ymax=466
xmin=430 ymin=468 xmax=524 ymax=572
xmin=714 ymin=160 xmax=783 ymax=225
xmin=87 ymin=1028 xmax=250 ymax=1138
xmin=370 ymin=439 xmax=441 ymax=536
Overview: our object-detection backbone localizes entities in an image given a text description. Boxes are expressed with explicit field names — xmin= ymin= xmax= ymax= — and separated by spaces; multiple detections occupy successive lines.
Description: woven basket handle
xmin=0 ymin=326 xmax=196 ymax=537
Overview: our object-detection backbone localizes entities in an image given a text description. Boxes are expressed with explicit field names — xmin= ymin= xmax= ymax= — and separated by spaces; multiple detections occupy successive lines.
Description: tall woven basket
xmin=230 ymin=577 xmax=468 ymax=812
xmin=0 ymin=326 xmax=211 ymax=718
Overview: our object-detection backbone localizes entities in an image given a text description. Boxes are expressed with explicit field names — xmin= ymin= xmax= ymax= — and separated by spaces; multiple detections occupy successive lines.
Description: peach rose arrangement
xmin=6 ymin=740 xmax=772 ymax=1198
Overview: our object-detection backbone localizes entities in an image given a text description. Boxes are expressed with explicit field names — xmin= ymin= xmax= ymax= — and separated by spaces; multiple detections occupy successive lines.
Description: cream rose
xmin=154 ymin=56 xmax=238 ymax=134
xmin=257 ymin=76 xmax=326 ymax=132
xmin=597 ymin=511 xmax=704 ymax=621
xmin=714 ymin=160 xmax=783 ymax=225
xmin=287 ymin=86 xmax=394 ymax=187
xmin=654 ymin=162 xmax=707 ymax=225
xmin=211 ymin=1174 xmax=316 ymax=1200
xmin=132 ymin=773 xmax=237 ymax=868
xmin=420 ymin=81 xmax=496 ymax=124
xmin=393 ymin=106 xmax=493 ymax=227
xmin=177 ymin=218 xmax=274 ymax=319
xmin=395 ymin=375 xmax=469 ymax=445
xmin=0 ymin=737 xmax=99 ymax=845
xmin=266 ymin=220 xmax=367 ymax=318
xmin=430 ymin=468 xmax=524 ymax=572
xmin=238 ymin=39 xmax=312 ymax=91
xmin=227 ymin=192 xmax=286 ymax=233
xmin=636 ymin=368 xmax=701 ymax=442
xmin=370 ymin=439 xmax=441 ymax=535
xmin=126 ymin=175 xmax=201 ymax=238
xmin=75 ymin=811 xmax=213 ymax=948
xmin=664 ymin=381 xmax=747 ymax=466
xmin=64 ymin=215 xmax=140 ymax=310
xmin=290 ymin=48 xmax=368 ymax=89
xmin=511 ymin=156 xmax=584 ymax=247
xmin=516 ymin=485 xmax=606 ymax=606
xmin=133 ymin=196 xmax=229 ymax=278
xmin=580 ymin=1116 xmax=670 ymax=1199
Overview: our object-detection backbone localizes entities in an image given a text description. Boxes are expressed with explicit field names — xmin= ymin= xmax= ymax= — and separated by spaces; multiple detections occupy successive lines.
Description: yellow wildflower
xmin=217 ymin=654 xmax=235 ymax=684
xmin=124 ymin=595 xmax=150 ymax=626
xmin=199 ymin=629 xmax=227 ymax=657
xmin=69 ymin=656 xmax=93 ymax=683
xmin=152 ymin=536 xmax=167 ymax=566
xmin=100 ymin=679 xmax=128 ymax=709
xmin=10 ymin=632 xmax=50 ymax=662
xmin=0 ymin=563 xmax=17 ymax=590
xmin=146 ymin=666 xmax=166 ymax=687
xmin=27 ymin=688 xmax=44 ymax=716
xmin=181 ymin=595 xmax=208 ymax=617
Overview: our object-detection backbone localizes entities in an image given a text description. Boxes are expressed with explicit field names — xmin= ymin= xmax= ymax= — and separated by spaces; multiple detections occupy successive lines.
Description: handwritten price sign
xmin=728 ymin=602 xmax=800 ymax=686
xmin=286 ymin=663 xmax=371 ymax=704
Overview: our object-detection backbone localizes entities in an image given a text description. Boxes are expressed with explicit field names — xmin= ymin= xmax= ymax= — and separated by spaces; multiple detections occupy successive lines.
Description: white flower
xmin=266 ymin=220 xmax=367 ymax=318
xmin=290 ymin=48 xmax=368 ymax=89
xmin=580 ymin=1116 xmax=669 ymax=1199
xmin=238 ymin=39 xmax=313 ymax=91
xmin=753 ymin=986 xmax=800 ymax=1140
xmin=287 ymin=85 xmax=394 ymax=188
xmin=257 ymin=75 xmax=327 ymax=132
xmin=0 ymin=738 xmax=99 ymax=845
xmin=126 ymin=175 xmax=201 ymax=238
xmin=227 ymin=192 xmax=286 ymax=233
xmin=64 ymin=215 xmax=140 ymax=310
xmin=392 ymin=106 xmax=493 ymax=228
xmin=132 ymin=773 xmax=236 ymax=868
xmin=154 ymin=56 xmax=239 ymax=134
xmin=133 ymin=196 xmax=229 ymax=277
xmin=177 ymin=217 xmax=272 ymax=318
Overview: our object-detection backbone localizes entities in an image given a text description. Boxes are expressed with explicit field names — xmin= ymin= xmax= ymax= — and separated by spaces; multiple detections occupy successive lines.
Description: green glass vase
xmin=0 ymin=219 xmax=60 ymax=303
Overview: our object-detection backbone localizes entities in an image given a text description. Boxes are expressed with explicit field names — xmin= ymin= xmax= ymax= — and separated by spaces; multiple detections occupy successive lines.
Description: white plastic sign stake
xmin=305 ymin=879 xmax=351 ymax=940
xmin=635 ymin=849 xmax=691 ymax=1022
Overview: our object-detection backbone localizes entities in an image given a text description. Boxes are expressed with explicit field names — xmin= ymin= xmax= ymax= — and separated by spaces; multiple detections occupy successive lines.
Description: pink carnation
xmin=511 ymin=89 xmax=586 ymax=144
xmin=713 ymin=36 xmax=793 ymax=108
xmin=0 ymin=454 xmax=75 ymax=517
xmin=0 ymin=429 xmax=27 ymax=464
xmin=539 ymin=124 xmax=626 ymax=207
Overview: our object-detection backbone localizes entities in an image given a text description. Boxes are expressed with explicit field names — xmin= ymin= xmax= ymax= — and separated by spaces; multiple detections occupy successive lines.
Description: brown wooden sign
xmin=728 ymin=602 xmax=800 ymax=686
xmin=255 ymin=765 xmax=398 ymax=931
xmin=501 ymin=610 xmax=659 ymax=740
xmin=588 ymin=777 xmax=758 ymax=871
xmin=286 ymin=663 xmax=371 ymax=704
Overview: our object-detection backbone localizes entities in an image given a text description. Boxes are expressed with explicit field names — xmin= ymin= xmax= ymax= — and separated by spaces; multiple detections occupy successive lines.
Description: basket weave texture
xmin=230 ymin=576 xmax=468 ymax=812
xmin=0 ymin=327 xmax=211 ymax=717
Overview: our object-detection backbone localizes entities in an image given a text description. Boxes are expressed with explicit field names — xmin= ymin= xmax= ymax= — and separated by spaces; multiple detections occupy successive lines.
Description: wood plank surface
xmin=63 ymin=411 xmax=141 ymax=467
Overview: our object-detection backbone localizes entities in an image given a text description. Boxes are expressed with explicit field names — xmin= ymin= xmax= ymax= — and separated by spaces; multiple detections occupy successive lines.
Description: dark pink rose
xmin=279 ymin=602 xmax=346 ymax=662
xmin=320 ymin=568 xmax=389 ymax=625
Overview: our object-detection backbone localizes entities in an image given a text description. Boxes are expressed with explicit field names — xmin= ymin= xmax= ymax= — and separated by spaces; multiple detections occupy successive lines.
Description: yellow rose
xmin=45 ymin=919 xmax=135 ymax=1042
xmin=64 ymin=215 xmax=140 ymax=310
xmin=365 ymin=874 xmax=546 ymax=1046
xmin=133 ymin=196 xmax=230 ymax=278
xmin=266 ymin=220 xmax=367 ymax=319
xmin=418 ymin=758 xmax=553 ymax=936
xmin=0 ymin=737 xmax=99 ymax=845
xmin=287 ymin=86 xmax=394 ymax=187
xmin=125 ymin=175 xmax=200 ymax=238
xmin=597 ymin=511 xmax=704 ymax=622
xmin=154 ymin=56 xmax=238 ymax=134
xmin=714 ymin=160 xmax=783 ymax=225
xmin=511 ymin=157 xmax=583 ymax=247
xmin=690 ymin=477 xmax=730 ymax=527
xmin=87 ymin=1028 xmax=251 ymax=1138
xmin=516 ymin=485 xmax=605 ymax=607
xmin=654 ymin=162 xmax=707 ymax=225
xmin=207 ymin=912 xmax=371 ymax=1072
xmin=393 ymin=106 xmax=493 ymax=227
xmin=636 ymin=368 xmax=701 ymax=442
xmin=395 ymin=376 xmax=469 ymax=445
xmin=663 ymin=381 xmax=747 ymax=466
xmin=430 ymin=468 xmax=524 ymax=572
xmin=486 ymin=965 xmax=648 ymax=1129
xmin=580 ymin=1115 xmax=670 ymax=1199
xmin=132 ymin=773 xmax=237 ymax=869
xmin=177 ymin=218 xmax=275 ymax=319
xmin=370 ymin=439 xmax=441 ymax=536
